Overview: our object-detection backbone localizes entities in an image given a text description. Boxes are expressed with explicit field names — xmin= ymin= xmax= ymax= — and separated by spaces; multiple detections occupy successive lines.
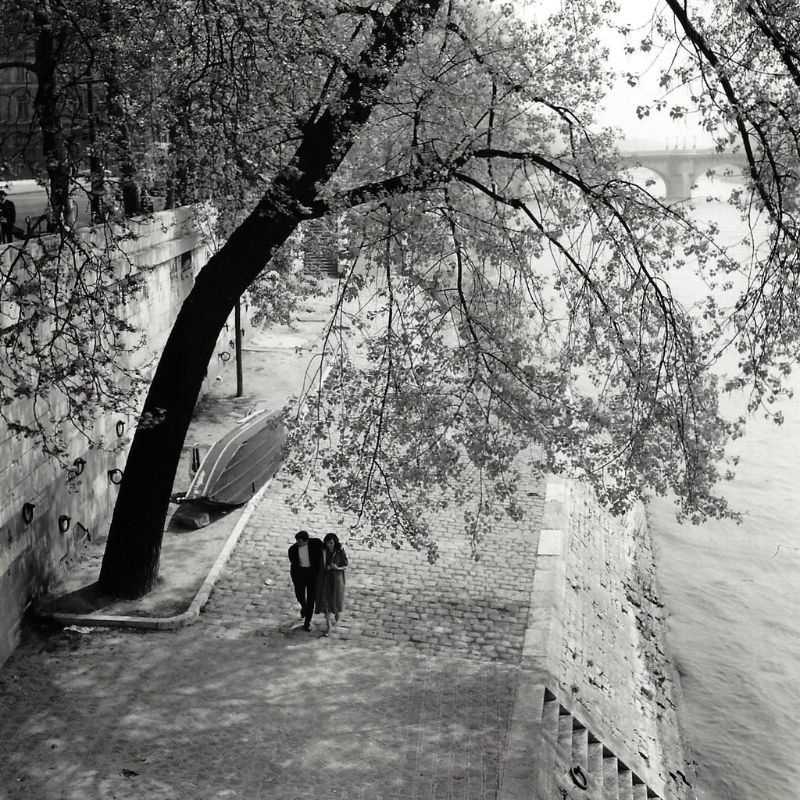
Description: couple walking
xmin=288 ymin=530 xmax=348 ymax=636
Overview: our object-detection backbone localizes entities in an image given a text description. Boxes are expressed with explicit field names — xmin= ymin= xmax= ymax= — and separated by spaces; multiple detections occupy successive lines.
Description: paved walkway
xmin=0 ymin=625 xmax=518 ymax=800
xmin=0 ymin=287 xmax=549 ymax=800
xmin=0 ymin=467 xmax=545 ymax=800
xmin=206 ymin=479 xmax=544 ymax=665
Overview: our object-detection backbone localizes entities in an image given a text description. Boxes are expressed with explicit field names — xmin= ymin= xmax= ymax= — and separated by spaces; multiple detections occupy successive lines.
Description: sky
xmin=517 ymin=0 xmax=715 ymax=152
xmin=596 ymin=1 xmax=714 ymax=151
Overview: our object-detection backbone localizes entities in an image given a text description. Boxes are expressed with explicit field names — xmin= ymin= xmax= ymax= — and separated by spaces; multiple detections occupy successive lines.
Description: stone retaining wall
xmin=0 ymin=208 xmax=233 ymax=666
xmin=560 ymin=483 xmax=686 ymax=788
xmin=512 ymin=478 xmax=691 ymax=800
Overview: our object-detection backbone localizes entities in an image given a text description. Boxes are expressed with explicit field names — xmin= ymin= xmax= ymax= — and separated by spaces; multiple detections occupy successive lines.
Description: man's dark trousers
xmin=293 ymin=568 xmax=316 ymax=626
xmin=288 ymin=535 xmax=323 ymax=628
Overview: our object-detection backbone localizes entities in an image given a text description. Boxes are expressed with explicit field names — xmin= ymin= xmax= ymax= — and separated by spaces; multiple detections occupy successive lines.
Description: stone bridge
xmin=621 ymin=148 xmax=748 ymax=202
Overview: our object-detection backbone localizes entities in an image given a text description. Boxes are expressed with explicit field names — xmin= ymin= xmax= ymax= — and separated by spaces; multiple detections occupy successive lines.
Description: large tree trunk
xmin=98 ymin=0 xmax=443 ymax=598
xmin=107 ymin=82 xmax=141 ymax=217
xmin=85 ymin=74 xmax=105 ymax=222
xmin=165 ymin=97 xmax=196 ymax=209
xmin=98 ymin=201 xmax=297 ymax=596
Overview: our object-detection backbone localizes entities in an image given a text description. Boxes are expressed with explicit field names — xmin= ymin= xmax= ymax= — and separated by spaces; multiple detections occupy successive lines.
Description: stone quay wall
xmin=508 ymin=478 xmax=690 ymax=800
xmin=0 ymin=207 xmax=233 ymax=666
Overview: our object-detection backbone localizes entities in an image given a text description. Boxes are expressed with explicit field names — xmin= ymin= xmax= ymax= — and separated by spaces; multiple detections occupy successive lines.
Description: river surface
xmin=651 ymin=416 xmax=800 ymax=800
xmin=647 ymin=187 xmax=800 ymax=800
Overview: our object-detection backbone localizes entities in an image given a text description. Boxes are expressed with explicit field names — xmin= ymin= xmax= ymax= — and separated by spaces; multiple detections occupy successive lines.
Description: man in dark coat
xmin=288 ymin=530 xmax=323 ymax=631
xmin=0 ymin=190 xmax=16 ymax=243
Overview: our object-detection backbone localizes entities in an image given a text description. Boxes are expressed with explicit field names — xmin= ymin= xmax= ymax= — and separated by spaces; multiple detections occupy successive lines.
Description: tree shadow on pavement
xmin=0 ymin=625 xmax=516 ymax=800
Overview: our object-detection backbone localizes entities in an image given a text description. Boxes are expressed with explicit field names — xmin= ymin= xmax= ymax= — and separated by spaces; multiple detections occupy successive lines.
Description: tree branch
xmin=664 ymin=0 xmax=796 ymax=241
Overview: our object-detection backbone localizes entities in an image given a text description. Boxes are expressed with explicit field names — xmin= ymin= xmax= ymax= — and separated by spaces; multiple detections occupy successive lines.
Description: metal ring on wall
xmin=21 ymin=503 xmax=35 ymax=524
xmin=569 ymin=765 xmax=588 ymax=790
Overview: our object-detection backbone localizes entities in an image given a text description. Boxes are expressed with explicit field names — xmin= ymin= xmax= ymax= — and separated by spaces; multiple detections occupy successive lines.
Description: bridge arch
xmin=623 ymin=166 xmax=666 ymax=198
xmin=620 ymin=149 xmax=748 ymax=203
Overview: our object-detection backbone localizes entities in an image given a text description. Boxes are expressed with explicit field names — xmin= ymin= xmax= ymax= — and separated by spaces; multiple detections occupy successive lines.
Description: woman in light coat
xmin=315 ymin=532 xmax=348 ymax=636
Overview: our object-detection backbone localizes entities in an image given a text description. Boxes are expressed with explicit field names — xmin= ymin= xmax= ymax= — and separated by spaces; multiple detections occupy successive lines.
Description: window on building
xmin=14 ymin=92 xmax=32 ymax=122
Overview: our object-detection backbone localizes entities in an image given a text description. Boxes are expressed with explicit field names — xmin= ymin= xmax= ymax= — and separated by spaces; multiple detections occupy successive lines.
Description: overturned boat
xmin=172 ymin=408 xmax=286 ymax=529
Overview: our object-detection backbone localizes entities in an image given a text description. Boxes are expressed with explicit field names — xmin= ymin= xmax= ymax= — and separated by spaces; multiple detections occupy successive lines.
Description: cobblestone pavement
xmin=0 ymin=472 xmax=545 ymax=800
xmin=0 ymin=279 xmax=548 ymax=798
xmin=205 ymin=476 xmax=545 ymax=665
xmin=0 ymin=461 xmax=546 ymax=800
xmin=0 ymin=625 xmax=518 ymax=800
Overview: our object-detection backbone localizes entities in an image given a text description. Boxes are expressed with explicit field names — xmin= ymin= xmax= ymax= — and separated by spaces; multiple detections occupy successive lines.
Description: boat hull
xmin=182 ymin=408 xmax=286 ymax=508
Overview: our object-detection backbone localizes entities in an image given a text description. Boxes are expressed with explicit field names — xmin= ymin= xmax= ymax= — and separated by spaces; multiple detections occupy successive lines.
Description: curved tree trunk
xmin=97 ymin=202 xmax=297 ymax=596
xmin=98 ymin=0 xmax=443 ymax=598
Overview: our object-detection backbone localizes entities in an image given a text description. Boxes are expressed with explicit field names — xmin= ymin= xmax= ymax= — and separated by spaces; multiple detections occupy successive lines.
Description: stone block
xmin=537 ymin=529 xmax=563 ymax=556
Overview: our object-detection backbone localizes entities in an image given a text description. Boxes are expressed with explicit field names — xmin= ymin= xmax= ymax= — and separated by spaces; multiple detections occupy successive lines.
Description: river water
xmin=647 ymin=185 xmax=800 ymax=800
xmin=651 ymin=416 xmax=800 ymax=800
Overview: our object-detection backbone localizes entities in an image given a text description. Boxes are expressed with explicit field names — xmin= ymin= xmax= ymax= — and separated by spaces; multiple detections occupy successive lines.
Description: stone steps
xmin=541 ymin=688 xmax=665 ymax=800
xmin=572 ymin=721 xmax=588 ymax=771
xmin=588 ymin=738 xmax=605 ymax=796
xmin=557 ymin=708 xmax=573 ymax=758
xmin=632 ymin=775 xmax=651 ymax=800
xmin=618 ymin=765 xmax=634 ymax=800
xmin=603 ymin=751 xmax=621 ymax=800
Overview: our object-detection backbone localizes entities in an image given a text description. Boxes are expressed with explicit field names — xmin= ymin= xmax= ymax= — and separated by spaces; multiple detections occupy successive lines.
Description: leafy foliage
xmin=5 ymin=0 xmax=800 ymax=577
xmin=271 ymin=2 xmax=754 ymax=553
xmin=247 ymin=233 xmax=323 ymax=329
xmin=0 ymin=230 xmax=148 ymax=463
xmin=626 ymin=2 xmax=800 ymax=417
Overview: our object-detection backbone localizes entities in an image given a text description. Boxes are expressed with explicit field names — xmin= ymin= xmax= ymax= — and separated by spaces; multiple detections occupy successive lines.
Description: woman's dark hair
xmin=323 ymin=532 xmax=341 ymax=550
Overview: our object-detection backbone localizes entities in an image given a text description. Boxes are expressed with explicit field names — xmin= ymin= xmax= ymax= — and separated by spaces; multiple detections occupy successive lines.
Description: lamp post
xmin=234 ymin=298 xmax=243 ymax=397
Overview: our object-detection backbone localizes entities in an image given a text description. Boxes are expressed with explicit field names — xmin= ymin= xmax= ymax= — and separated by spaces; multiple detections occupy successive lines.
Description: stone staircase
xmin=542 ymin=687 xmax=664 ymax=800
xmin=302 ymin=219 xmax=342 ymax=278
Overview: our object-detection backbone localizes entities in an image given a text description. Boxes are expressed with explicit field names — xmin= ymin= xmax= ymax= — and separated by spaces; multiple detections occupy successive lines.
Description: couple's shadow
xmin=276 ymin=616 xmax=343 ymax=639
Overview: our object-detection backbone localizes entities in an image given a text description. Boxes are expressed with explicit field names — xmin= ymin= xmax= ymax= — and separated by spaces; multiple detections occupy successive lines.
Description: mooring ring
xmin=569 ymin=765 xmax=588 ymax=790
